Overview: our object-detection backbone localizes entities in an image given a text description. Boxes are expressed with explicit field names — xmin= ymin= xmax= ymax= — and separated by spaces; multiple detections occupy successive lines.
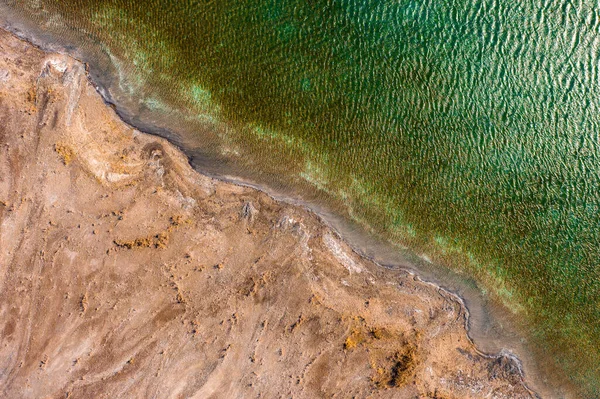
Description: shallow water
xmin=2 ymin=0 xmax=600 ymax=396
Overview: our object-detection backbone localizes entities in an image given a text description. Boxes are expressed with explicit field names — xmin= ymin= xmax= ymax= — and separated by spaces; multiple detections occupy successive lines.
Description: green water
xmin=4 ymin=0 xmax=600 ymax=395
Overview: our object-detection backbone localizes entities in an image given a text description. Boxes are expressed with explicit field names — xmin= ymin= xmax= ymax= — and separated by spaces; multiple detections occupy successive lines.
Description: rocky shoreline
xmin=0 ymin=28 xmax=538 ymax=398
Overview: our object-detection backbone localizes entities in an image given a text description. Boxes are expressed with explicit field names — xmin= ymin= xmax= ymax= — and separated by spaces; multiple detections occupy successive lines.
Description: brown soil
xmin=0 ymin=28 xmax=538 ymax=398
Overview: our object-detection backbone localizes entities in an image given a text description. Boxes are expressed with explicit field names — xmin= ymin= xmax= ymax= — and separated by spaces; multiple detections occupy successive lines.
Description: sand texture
xmin=0 ymin=29 xmax=537 ymax=398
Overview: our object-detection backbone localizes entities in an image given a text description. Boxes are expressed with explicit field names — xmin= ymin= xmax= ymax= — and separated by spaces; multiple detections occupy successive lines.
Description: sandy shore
xmin=0 ymin=28 xmax=538 ymax=398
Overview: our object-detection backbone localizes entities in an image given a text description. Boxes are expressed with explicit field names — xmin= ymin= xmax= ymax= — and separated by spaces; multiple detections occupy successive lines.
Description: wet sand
xmin=0 ymin=28 xmax=538 ymax=398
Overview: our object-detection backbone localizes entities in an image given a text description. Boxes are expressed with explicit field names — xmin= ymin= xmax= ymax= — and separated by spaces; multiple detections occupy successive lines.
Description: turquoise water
xmin=3 ymin=0 xmax=600 ymax=395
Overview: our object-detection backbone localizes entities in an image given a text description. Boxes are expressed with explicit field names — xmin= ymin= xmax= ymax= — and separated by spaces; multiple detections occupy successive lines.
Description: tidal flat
xmin=0 ymin=28 xmax=540 ymax=398
xmin=1 ymin=0 xmax=599 ymax=397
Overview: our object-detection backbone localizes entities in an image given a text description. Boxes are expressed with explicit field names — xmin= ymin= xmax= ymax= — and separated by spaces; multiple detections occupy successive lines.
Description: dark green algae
xmin=4 ymin=0 xmax=600 ymax=396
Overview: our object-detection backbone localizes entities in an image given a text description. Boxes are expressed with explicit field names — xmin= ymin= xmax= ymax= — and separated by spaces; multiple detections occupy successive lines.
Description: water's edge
xmin=0 ymin=18 xmax=564 ymax=398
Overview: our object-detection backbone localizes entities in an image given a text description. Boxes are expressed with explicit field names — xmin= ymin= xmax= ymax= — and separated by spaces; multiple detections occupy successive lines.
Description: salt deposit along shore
xmin=0 ymin=28 xmax=538 ymax=398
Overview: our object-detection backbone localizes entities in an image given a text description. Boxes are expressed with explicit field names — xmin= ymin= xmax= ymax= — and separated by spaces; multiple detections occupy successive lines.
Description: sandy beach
xmin=0 ymin=28 xmax=538 ymax=398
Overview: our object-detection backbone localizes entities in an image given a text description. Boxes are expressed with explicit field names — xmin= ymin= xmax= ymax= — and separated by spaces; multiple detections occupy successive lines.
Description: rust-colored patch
xmin=344 ymin=328 xmax=365 ymax=350
xmin=55 ymin=143 xmax=74 ymax=165
xmin=371 ymin=344 xmax=418 ymax=389
xmin=113 ymin=215 xmax=185 ymax=250
xmin=26 ymin=86 xmax=36 ymax=104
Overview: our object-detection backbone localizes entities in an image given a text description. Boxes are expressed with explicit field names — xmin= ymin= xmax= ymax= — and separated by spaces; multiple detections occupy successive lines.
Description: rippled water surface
xmin=3 ymin=0 xmax=600 ymax=396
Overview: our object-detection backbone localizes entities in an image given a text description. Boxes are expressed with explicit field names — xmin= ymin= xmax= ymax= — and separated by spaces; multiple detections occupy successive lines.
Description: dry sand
xmin=0 ymin=28 xmax=538 ymax=398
